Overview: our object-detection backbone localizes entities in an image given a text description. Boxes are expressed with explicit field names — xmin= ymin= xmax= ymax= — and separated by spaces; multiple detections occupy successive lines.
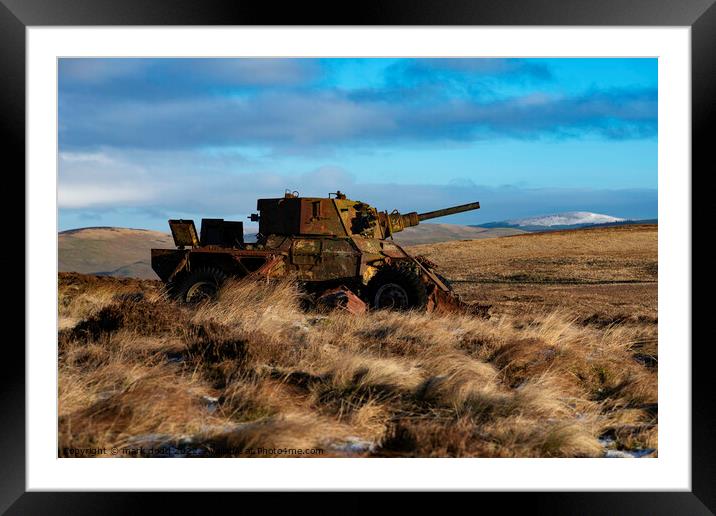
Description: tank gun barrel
xmin=381 ymin=201 xmax=480 ymax=237
xmin=417 ymin=201 xmax=481 ymax=221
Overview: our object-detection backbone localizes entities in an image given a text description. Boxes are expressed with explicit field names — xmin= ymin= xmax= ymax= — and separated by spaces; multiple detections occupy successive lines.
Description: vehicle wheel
xmin=368 ymin=267 xmax=428 ymax=310
xmin=175 ymin=267 xmax=228 ymax=304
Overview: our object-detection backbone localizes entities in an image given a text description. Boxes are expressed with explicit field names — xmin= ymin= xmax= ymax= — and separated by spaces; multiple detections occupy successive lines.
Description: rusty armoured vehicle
xmin=151 ymin=191 xmax=484 ymax=314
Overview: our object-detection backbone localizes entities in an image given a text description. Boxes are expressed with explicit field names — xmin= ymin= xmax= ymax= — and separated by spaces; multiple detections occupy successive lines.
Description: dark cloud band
xmin=59 ymin=58 xmax=657 ymax=151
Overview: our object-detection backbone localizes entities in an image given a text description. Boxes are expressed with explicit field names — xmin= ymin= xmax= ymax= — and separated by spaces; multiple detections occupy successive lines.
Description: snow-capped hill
xmin=474 ymin=211 xmax=649 ymax=232
xmin=508 ymin=212 xmax=625 ymax=227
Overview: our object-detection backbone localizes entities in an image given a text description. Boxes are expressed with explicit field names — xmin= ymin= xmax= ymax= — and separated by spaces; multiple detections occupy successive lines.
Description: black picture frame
xmin=5 ymin=0 xmax=710 ymax=513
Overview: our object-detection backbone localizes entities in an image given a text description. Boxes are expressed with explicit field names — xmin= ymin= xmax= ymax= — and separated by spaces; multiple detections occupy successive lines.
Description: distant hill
xmin=392 ymin=223 xmax=526 ymax=246
xmin=59 ymin=227 xmax=175 ymax=279
xmin=58 ymin=224 xmax=527 ymax=279
xmin=475 ymin=212 xmax=656 ymax=233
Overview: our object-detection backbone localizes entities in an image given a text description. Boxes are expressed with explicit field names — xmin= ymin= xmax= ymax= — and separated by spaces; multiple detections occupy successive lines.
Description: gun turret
xmin=380 ymin=201 xmax=481 ymax=237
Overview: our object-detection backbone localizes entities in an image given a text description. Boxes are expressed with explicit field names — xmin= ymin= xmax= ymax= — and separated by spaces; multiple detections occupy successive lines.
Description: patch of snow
xmin=508 ymin=212 xmax=625 ymax=227
xmin=600 ymin=435 xmax=655 ymax=458
xmin=628 ymin=448 xmax=657 ymax=458
xmin=598 ymin=436 xmax=615 ymax=447
xmin=329 ymin=436 xmax=375 ymax=455
xmin=201 ymin=395 xmax=220 ymax=413
xmin=604 ymin=448 xmax=655 ymax=458
xmin=605 ymin=449 xmax=635 ymax=458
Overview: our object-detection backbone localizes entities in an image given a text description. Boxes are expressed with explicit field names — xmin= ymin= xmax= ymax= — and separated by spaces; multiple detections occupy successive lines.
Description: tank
xmin=151 ymin=190 xmax=484 ymax=314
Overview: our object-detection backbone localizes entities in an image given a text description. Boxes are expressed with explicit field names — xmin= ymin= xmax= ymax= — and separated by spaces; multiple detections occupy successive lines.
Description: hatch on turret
xmin=169 ymin=219 xmax=199 ymax=248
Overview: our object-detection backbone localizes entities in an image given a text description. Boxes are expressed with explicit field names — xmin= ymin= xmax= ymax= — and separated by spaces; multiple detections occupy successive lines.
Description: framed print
xmin=6 ymin=0 xmax=711 ymax=513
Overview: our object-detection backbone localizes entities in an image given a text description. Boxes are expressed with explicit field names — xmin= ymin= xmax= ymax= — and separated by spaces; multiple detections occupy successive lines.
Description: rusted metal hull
xmin=152 ymin=190 xmax=487 ymax=316
xmin=316 ymin=286 xmax=367 ymax=315
xmin=151 ymin=247 xmax=286 ymax=284
xmin=425 ymin=284 xmax=490 ymax=317
xmin=152 ymin=240 xmax=488 ymax=317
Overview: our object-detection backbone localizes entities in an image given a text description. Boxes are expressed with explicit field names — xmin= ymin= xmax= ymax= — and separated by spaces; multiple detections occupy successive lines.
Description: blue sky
xmin=58 ymin=58 xmax=657 ymax=231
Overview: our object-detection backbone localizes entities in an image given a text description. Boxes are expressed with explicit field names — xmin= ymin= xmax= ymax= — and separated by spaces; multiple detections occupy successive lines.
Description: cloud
xmin=58 ymin=151 xmax=158 ymax=208
xmin=59 ymin=59 xmax=151 ymax=85
xmin=59 ymin=149 xmax=657 ymax=229
xmin=58 ymin=150 xmax=356 ymax=215
xmin=392 ymin=58 xmax=553 ymax=83
xmin=59 ymin=58 xmax=320 ymax=100
xmin=57 ymin=59 xmax=657 ymax=232
xmin=406 ymin=88 xmax=657 ymax=140
xmin=59 ymin=184 xmax=155 ymax=209
xmin=348 ymin=58 xmax=553 ymax=104
xmin=60 ymin=92 xmax=398 ymax=150
xmin=60 ymin=87 xmax=656 ymax=151
xmin=59 ymin=58 xmax=656 ymax=153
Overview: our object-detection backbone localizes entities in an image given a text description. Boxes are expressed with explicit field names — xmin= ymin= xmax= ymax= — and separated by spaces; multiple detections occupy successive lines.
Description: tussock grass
xmin=58 ymin=272 xmax=657 ymax=458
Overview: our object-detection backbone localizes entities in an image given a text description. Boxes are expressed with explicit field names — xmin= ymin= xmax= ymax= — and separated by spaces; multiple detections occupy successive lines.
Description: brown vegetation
xmin=409 ymin=224 xmax=658 ymax=323
xmin=58 ymin=226 xmax=657 ymax=458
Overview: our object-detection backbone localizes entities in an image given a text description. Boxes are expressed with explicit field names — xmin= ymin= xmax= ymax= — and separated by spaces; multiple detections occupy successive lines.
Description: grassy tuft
xmin=58 ymin=271 xmax=657 ymax=457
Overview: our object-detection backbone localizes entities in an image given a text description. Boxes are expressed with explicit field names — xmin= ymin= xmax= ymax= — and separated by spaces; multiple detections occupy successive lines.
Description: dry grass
xmin=58 ymin=264 xmax=657 ymax=457
xmin=410 ymin=225 xmax=657 ymax=284
xmin=409 ymin=225 xmax=658 ymax=344
xmin=58 ymin=226 xmax=657 ymax=457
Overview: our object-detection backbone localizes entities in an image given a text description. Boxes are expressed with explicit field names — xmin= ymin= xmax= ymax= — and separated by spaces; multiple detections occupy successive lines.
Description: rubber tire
xmin=174 ymin=267 xmax=228 ymax=304
xmin=367 ymin=267 xmax=428 ymax=310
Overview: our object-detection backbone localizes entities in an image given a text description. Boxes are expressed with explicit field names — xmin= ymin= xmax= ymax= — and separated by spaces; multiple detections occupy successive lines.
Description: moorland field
xmin=58 ymin=224 xmax=657 ymax=458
